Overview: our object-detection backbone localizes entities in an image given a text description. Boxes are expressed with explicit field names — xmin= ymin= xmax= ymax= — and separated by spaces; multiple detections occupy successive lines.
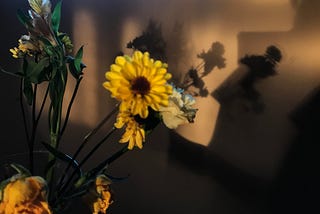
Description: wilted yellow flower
xmin=0 ymin=175 xmax=52 ymax=214
xmin=115 ymin=110 xmax=145 ymax=149
xmin=103 ymin=51 xmax=172 ymax=118
xmin=84 ymin=175 xmax=113 ymax=214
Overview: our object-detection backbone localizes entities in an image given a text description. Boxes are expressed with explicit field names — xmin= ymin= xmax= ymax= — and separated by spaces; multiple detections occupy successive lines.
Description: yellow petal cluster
xmin=115 ymin=110 xmax=145 ymax=150
xmin=103 ymin=51 xmax=172 ymax=119
xmin=0 ymin=176 xmax=52 ymax=214
xmin=9 ymin=36 xmax=40 ymax=58
xmin=103 ymin=51 xmax=172 ymax=149
xmin=89 ymin=175 xmax=113 ymax=214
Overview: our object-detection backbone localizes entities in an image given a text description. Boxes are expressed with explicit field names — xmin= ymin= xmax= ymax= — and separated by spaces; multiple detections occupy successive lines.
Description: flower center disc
xmin=131 ymin=76 xmax=151 ymax=95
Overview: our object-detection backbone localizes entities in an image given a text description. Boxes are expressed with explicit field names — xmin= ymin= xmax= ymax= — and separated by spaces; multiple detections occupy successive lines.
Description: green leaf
xmin=10 ymin=163 xmax=31 ymax=176
xmin=0 ymin=66 xmax=23 ymax=78
xmin=41 ymin=142 xmax=83 ymax=177
xmin=16 ymin=9 xmax=32 ymax=28
xmin=51 ymin=1 xmax=62 ymax=33
xmin=74 ymin=46 xmax=85 ymax=74
xmin=39 ymin=36 xmax=54 ymax=47
xmin=27 ymin=57 xmax=50 ymax=83
xmin=66 ymin=46 xmax=86 ymax=79
xmin=66 ymin=56 xmax=85 ymax=79
xmin=23 ymin=79 xmax=33 ymax=105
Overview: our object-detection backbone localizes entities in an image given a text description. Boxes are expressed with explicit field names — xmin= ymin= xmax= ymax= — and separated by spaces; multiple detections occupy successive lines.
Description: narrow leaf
xmin=23 ymin=79 xmax=33 ymax=105
xmin=0 ymin=66 xmax=23 ymax=78
xmin=66 ymin=56 xmax=85 ymax=79
xmin=41 ymin=142 xmax=83 ymax=177
xmin=51 ymin=1 xmax=62 ymax=32
xmin=16 ymin=9 xmax=32 ymax=27
xmin=10 ymin=163 xmax=31 ymax=176
xmin=74 ymin=46 xmax=85 ymax=75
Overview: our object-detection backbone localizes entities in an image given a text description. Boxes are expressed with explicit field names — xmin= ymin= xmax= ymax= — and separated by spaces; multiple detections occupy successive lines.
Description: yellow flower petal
xmin=115 ymin=56 xmax=126 ymax=66
xmin=103 ymin=51 xmax=173 ymax=117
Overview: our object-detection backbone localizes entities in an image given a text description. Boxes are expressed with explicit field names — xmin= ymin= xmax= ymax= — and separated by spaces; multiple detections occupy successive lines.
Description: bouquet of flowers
xmin=0 ymin=0 xmax=197 ymax=213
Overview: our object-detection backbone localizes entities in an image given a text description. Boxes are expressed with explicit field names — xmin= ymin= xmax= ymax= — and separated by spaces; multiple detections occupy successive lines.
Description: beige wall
xmin=1 ymin=0 xmax=319 ymax=188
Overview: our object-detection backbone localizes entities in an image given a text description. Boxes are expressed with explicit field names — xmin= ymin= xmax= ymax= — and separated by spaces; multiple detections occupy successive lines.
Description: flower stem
xmin=20 ymin=79 xmax=30 ymax=143
xmin=32 ymin=84 xmax=37 ymax=124
xmin=57 ymin=145 xmax=129 ymax=204
xmin=59 ymin=76 xmax=83 ymax=139
xmin=56 ymin=104 xmax=119 ymax=190
xmin=78 ymin=127 xmax=117 ymax=170
xmin=57 ymin=127 xmax=117 ymax=196
xmin=102 ymin=144 xmax=129 ymax=165
xmin=36 ymin=84 xmax=49 ymax=124
xmin=19 ymin=79 xmax=34 ymax=173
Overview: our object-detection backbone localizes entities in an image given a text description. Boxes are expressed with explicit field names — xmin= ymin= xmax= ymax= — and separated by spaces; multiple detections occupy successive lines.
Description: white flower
xmin=159 ymin=87 xmax=197 ymax=129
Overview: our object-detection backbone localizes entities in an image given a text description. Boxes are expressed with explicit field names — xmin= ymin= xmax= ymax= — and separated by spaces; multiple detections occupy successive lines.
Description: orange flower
xmin=83 ymin=175 xmax=113 ymax=214
xmin=0 ymin=176 xmax=52 ymax=214
xmin=92 ymin=175 xmax=113 ymax=214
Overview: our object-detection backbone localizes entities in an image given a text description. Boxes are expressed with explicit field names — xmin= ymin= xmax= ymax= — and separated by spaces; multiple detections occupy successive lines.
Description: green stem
xmin=56 ymin=103 xmax=119 ymax=190
xmin=19 ymin=79 xmax=30 ymax=142
xmin=36 ymin=85 xmax=49 ymax=124
xmin=102 ymin=144 xmax=129 ymax=165
xmin=20 ymin=79 xmax=33 ymax=173
xmin=57 ymin=145 xmax=129 ymax=204
xmin=47 ymin=66 xmax=67 ymax=192
xmin=32 ymin=84 xmax=37 ymax=124
xmin=59 ymin=76 xmax=83 ymax=139
xmin=57 ymin=127 xmax=117 ymax=196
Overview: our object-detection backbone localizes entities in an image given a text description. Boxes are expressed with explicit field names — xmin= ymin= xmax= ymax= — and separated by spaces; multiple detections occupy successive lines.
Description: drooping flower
xmin=103 ymin=51 xmax=173 ymax=118
xmin=114 ymin=110 xmax=146 ymax=149
xmin=83 ymin=175 xmax=113 ymax=214
xmin=159 ymin=87 xmax=198 ymax=129
xmin=0 ymin=175 xmax=52 ymax=214
xmin=93 ymin=175 xmax=113 ymax=214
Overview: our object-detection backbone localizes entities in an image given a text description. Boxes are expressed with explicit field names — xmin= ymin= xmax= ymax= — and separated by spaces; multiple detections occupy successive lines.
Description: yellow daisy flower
xmin=115 ymin=110 xmax=145 ymax=150
xmin=103 ymin=51 xmax=173 ymax=118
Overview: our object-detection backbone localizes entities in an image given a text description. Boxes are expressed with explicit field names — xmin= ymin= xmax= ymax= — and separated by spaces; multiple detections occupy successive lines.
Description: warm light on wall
xmin=120 ymin=17 xmax=141 ymax=55
xmin=71 ymin=8 xmax=99 ymax=127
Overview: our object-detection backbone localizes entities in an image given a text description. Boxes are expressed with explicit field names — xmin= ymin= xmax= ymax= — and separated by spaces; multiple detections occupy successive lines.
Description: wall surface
xmin=0 ymin=0 xmax=319 ymax=213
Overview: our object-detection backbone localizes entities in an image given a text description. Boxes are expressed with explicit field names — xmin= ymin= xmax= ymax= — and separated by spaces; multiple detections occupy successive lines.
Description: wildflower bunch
xmin=0 ymin=1 xmax=198 ymax=214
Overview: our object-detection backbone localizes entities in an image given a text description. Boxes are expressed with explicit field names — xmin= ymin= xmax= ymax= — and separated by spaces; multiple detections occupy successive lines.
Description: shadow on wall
xmin=270 ymin=85 xmax=320 ymax=213
xmin=1 ymin=0 xmax=320 ymax=213
xmin=208 ymin=0 xmax=320 ymax=179
xmin=212 ymin=45 xmax=282 ymax=115
xmin=167 ymin=0 xmax=320 ymax=212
